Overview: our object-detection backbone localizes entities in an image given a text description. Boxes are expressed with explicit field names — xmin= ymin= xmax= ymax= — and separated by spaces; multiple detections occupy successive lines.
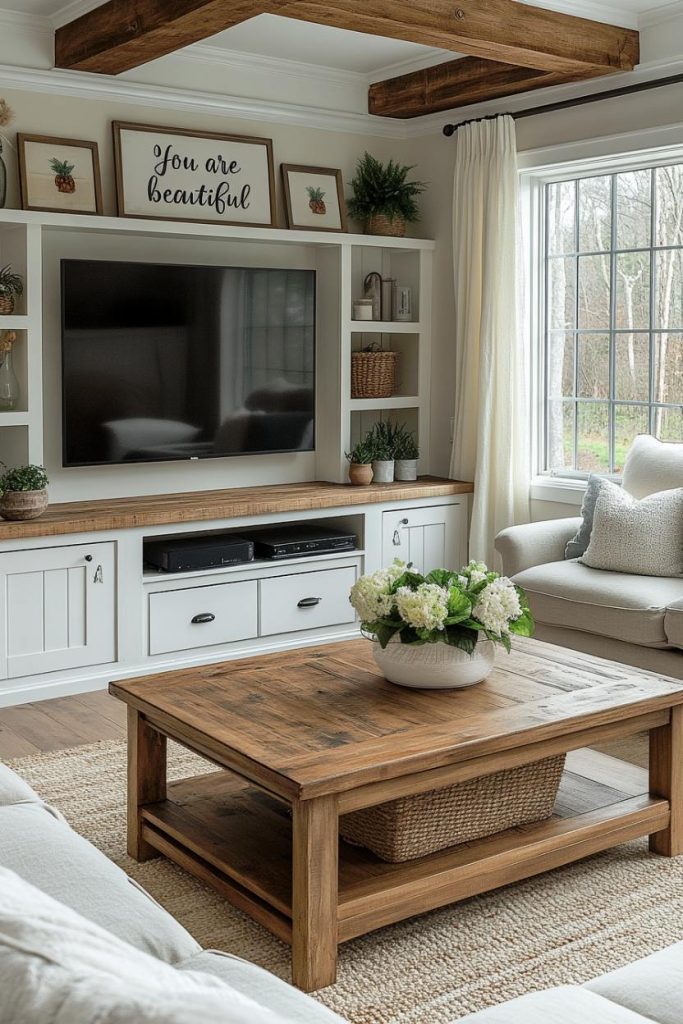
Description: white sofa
xmin=0 ymin=761 xmax=343 ymax=1024
xmin=495 ymin=437 xmax=683 ymax=679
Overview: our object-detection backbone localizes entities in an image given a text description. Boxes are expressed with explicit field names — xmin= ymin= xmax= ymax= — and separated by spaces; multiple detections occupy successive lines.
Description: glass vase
xmin=0 ymin=346 xmax=19 ymax=410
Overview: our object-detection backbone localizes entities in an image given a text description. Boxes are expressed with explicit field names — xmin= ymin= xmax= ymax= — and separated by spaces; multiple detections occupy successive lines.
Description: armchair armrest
xmin=495 ymin=518 xmax=582 ymax=578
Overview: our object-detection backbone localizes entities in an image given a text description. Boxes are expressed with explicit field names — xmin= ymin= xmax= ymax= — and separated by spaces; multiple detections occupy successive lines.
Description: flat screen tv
xmin=61 ymin=259 xmax=315 ymax=467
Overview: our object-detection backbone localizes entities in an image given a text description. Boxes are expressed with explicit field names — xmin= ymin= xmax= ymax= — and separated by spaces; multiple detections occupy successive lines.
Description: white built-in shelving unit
xmin=0 ymin=208 xmax=434 ymax=484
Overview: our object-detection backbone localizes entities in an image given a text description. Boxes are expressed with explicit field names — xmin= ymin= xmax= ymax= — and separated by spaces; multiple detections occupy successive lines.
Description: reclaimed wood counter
xmin=0 ymin=476 xmax=473 ymax=541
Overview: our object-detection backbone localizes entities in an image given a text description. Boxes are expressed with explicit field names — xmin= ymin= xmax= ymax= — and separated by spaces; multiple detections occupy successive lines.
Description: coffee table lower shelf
xmin=139 ymin=751 xmax=666 ymax=947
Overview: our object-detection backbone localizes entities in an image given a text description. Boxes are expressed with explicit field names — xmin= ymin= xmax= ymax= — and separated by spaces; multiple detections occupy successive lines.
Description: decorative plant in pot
xmin=368 ymin=420 xmax=397 ymax=483
xmin=350 ymin=559 xmax=534 ymax=689
xmin=0 ymin=264 xmax=23 ymax=316
xmin=347 ymin=153 xmax=426 ymax=238
xmin=0 ymin=463 xmax=49 ymax=521
xmin=345 ymin=437 xmax=374 ymax=486
xmin=393 ymin=424 xmax=419 ymax=481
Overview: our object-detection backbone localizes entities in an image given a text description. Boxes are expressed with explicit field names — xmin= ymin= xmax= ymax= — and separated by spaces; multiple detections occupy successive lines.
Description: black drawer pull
xmin=191 ymin=613 xmax=216 ymax=624
xmin=297 ymin=597 xmax=322 ymax=608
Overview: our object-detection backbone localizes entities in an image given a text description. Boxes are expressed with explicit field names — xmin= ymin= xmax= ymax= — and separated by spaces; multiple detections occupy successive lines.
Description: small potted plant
xmin=369 ymin=420 xmax=396 ymax=484
xmin=350 ymin=559 xmax=534 ymax=689
xmin=0 ymin=264 xmax=23 ymax=315
xmin=394 ymin=425 xmax=419 ymax=481
xmin=0 ymin=463 xmax=49 ymax=520
xmin=346 ymin=437 xmax=374 ymax=486
xmin=347 ymin=153 xmax=426 ymax=238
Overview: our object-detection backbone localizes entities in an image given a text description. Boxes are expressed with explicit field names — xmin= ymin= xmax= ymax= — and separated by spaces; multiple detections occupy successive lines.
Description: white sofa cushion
xmin=452 ymin=986 xmax=657 ymax=1023
xmin=586 ymin=941 xmax=683 ymax=1024
xmin=177 ymin=951 xmax=346 ymax=1022
xmin=622 ymin=435 xmax=683 ymax=499
xmin=0 ymin=761 xmax=47 ymax=807
xmin=0 ymin=801 xmax=200 ymax=964
xmin=665 ymin=597 xmax=683 ymax=650
xmin=0 ymin=866 xmax=285 ymax=1024
xmin=514 ymin=559 xmax=683 ymax=648
xmin=580 ymin=480 xmax=683 ymax=578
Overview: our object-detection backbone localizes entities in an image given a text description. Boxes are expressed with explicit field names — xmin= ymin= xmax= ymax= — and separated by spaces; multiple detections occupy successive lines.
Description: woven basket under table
xmin=351 ymin=350 xmax=397 ymax=399
xmin=339 ymin=753 xmax=566 ymax=863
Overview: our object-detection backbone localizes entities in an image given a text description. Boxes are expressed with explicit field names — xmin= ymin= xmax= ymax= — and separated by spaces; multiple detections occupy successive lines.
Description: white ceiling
xmin=0 ymin=0 xmax=677 ymax=76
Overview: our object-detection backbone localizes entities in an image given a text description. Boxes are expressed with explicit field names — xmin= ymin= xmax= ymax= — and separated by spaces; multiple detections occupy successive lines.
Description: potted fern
xmin=0 ymin=264 xmax=23 ymax=315
xmin=0 ymin=463 xmax=49 ymax=520
xmin=345 ymin=437 xmax=374 ymax=486
xmin=348 ymin=153 xmax=426 ymax=237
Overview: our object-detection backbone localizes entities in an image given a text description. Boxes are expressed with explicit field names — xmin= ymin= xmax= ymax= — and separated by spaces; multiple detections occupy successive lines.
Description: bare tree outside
xmin=545 ymin=163 xmax=683 ymax=476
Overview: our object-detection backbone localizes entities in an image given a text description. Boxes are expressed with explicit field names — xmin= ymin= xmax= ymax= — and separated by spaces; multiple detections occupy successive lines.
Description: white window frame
xmin=519 ymin=126 xmax=683 ymax=505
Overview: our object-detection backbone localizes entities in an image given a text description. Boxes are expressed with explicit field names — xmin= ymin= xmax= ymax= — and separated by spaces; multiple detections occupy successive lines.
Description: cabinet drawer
xmin=259 ymin=566 xmax=357 ymax=637
xmin=149 ymin=580 xmax=258 ymax=656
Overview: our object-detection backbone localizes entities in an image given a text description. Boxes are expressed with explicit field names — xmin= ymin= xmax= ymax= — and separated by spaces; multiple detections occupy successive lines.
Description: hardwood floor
xmin=0 ymin=690 xmax=127 ymax=757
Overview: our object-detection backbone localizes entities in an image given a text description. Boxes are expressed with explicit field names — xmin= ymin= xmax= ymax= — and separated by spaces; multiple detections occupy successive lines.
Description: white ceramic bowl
xmin=373 ymin=638 xmax=495 ymax=689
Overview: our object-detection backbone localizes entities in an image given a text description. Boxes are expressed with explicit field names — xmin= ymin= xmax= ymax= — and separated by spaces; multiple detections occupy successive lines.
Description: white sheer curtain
xmin=449 ymin=114 xmax=529 ymax=566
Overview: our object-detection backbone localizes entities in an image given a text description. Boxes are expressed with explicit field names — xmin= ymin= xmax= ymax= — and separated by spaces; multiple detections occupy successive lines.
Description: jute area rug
xmin=8 ymin=738 xmax=683 ymax=1024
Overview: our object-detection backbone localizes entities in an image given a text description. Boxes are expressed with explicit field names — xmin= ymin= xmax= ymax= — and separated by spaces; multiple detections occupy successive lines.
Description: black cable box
xmin=144 ymin=535 xmax=254 ymax=573
xmin=244 ymin=524 xmax=357 ymax=560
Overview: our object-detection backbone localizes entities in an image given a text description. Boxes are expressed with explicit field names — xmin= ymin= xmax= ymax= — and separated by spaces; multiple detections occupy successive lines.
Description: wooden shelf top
xmin=0 ymin=476 xmax=473 ymax=541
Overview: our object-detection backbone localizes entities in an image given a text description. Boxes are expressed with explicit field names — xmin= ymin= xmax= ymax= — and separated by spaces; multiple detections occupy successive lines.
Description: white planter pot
xmin=373 ymin=638 xmax=495 ymax=689
xmin=372 ymin=459 xmax=394 ymax=483
xmin=395 ymin=458 xmax=417 ymax=481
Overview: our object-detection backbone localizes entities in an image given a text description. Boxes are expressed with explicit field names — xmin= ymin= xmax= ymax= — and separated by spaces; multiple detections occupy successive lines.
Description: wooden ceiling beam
xmin=368 ymin=56 xmax=610 ymax=119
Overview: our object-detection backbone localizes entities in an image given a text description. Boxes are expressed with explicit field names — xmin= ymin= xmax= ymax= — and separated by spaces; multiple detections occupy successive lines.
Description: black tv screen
xmin=61 ymin=259 xmax=315 ymax=467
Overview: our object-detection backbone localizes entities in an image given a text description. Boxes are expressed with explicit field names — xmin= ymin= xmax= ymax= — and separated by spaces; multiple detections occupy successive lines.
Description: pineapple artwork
xmin=306 ymin=186 xmax=326 ymax=216
xmin=50 ymin=157 xmax=76 ymax=195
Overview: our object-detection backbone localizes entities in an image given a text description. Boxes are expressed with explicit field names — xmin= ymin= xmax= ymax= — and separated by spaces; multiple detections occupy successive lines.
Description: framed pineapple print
xmin=17 ymin=134 xmax=103 ymax=215
xmin=281 ymin=164 xmax=347 ymax=232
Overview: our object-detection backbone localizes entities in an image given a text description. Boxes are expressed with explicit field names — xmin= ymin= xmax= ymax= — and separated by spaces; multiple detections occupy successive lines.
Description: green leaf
xmin=366 ymin=619 xmax=403 ymax=649
xmin=445 ymin=588 xmax=472 ymax=625
xmin=443 ymin=625 xmax=477 ymax=654
xmin=425 ymin=568 xmax=455 ymax=588
xmin=509 ymin=607 xmax=535 ymax=637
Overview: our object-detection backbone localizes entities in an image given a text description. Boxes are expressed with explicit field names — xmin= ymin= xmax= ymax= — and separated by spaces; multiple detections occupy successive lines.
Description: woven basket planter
xmin=0 ymin=294 xmax=15 ymax=315
xmin=340 ymin=753 xmax=566 ymax=862
xmin=366 ymin=213 xmax=406 ymax=237
xmin=351 ymin=350 xmax=397 ymax=399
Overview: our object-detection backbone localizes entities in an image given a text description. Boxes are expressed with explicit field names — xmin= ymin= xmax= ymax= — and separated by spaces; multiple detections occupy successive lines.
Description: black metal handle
xmin=297 ymin=597 xmax=322 ymax=608
xmin=191 ymin=613 xmax=216 ymax=624
xmin=84 ymin=554 xmax=93 ymax=562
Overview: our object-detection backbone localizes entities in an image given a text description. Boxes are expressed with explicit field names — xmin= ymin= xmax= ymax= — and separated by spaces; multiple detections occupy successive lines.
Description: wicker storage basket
xmin=366 ymin=213 xmax=406 ymax=237
xmin=0 ymin=295 xmax=14 ymax=315
xmin=351 ymin=350 xmax=397 ymax=399
xmin=340 ymin=754 xmax=566 ymax=862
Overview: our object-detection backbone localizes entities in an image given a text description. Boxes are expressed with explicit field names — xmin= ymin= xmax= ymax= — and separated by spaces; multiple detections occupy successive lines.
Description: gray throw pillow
xmin=565 ymin=474 xmax=604 ymax=559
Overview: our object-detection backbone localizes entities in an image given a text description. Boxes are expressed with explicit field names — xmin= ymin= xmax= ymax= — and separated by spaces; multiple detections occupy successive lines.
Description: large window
xmin=544 ymin=163 xmax=683 ymax=476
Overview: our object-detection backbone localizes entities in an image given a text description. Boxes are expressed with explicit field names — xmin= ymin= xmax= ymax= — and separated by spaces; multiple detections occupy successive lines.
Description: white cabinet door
xmin=382 ymin=504 xmax=466 ymax=573
xmin=0 ymin=542 xmax=116 ymax=679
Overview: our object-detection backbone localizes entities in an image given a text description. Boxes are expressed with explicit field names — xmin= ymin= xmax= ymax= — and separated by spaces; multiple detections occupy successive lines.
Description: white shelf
xmin=348 ymin=320 xmax=423 ymax=333
xmin=0 ymin=316 xmax=31 ymax=330
xmin=0 ymin=412 xmax=29 ymax=426
xmin=349 ymin=396 xmax=420 ymax=411
xmin=143 ymin=549 xmax=365 ymax=584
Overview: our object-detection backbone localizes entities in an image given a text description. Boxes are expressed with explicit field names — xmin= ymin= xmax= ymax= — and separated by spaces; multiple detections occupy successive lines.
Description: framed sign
xmin=281 ymin=164 xmax=347 ymax=232
xmin=112 ymin=121 xmax=277 ymax=228
xmin=18 ymin=134 xmax=103 ymax=215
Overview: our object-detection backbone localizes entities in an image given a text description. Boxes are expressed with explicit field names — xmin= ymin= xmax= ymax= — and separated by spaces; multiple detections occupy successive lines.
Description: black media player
xmin=244 ymin=524 xmax=357 ymax=560
xmin=144 ymin=535 xmax=254 ymax=573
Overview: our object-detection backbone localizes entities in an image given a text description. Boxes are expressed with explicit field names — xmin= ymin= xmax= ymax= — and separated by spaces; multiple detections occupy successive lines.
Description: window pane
xmin=654 ymin=249 xmax=683 ymax=329
xmin=578 ymin=254 xmax=610 ymax=328
xmin=614 ymin=405 xmax=650 ymax=472
xmin=547 ymin=400 xmax=574 ymax=471
xmin=654 ymin=333 xmax=683 ymax=405
xmin=577 ymin=402 xmax=609 ymax=472
xmin=615 ymin=333 xmax=649 ymax=401
xmin=655 ymin=165 xmax=683 ymax=247
xmin=548 ymin=257 xmax=576 ymax=330
xmin=547 ymin=180 xmax=576 ymax=255
xmin=577 ymin=334 xmax=609 ymax=398
xmin=616 ymin=169 xmax=651 ymax=249
xmin=616 ymin=251 xmax=650 ymax=329
xmin=578 ymin=175 xmax=611 ymax=253
xmin=654 ymin=406 xmax=683 ymax=441
xmin=547 ymin=332 xmax=575 ymax=398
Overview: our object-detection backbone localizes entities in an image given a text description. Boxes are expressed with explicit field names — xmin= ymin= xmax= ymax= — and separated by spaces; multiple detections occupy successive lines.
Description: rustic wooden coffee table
xmin=111 ymin=638 xmax=683 ymax=992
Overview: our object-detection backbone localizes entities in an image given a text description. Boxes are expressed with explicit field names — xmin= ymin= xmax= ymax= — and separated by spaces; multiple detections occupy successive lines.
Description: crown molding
xmin=0 ymin=61 xmax=409 ymax=138
xmin=50 ymin=0 xmax=106 ymax=29
xmin=183 ymin=42 xmax=366 ymax=87
xmin=639 ymin=0 xmax=683 ymax=27
xmin=0 ymin=7 xmax=52 ymax=34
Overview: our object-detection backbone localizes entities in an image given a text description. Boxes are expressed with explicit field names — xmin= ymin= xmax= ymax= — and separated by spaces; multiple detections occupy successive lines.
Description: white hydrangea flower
xmin=395 ymin=583 xmax=449 ymax=631
xmin=473 ymin=577 xmax=522 ymax=636
xmin=465 ymin=559 xmax=489 ymax=585
xmin=349 ymin=560 xmax=405 ymax=622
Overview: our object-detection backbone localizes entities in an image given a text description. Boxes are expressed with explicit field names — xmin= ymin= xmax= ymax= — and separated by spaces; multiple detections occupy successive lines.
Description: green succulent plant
xmin=393 ymin=423 xmax=420 ymax=460
xmin=0 ymin=463 xmax=49 ymax=493
xmin=347 ymin=153 xmax=426 ymax=224
xmin=0 ymin=264 xmax=23 ymax=298
xmin=345 ymin=437 xmax=374 ymax=465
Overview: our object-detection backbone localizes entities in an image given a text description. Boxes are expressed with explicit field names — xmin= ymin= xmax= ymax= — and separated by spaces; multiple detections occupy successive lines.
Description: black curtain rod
xmin=442 ymin=70 xmax=683 ymax=136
